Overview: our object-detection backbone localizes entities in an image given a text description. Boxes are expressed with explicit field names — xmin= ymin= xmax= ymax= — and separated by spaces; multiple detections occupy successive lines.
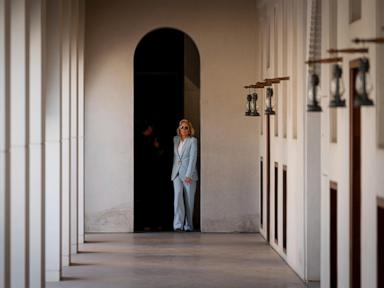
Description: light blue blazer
xmin=171 ymin=136 xmax=198 ymax=181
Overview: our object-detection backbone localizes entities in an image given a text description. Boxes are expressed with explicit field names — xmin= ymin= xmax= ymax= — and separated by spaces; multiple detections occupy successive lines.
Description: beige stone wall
xmin=84 ymin=0 xmax=260 ymax=232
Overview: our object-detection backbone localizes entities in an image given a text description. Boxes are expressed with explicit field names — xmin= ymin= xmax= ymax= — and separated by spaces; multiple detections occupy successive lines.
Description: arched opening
xmin=134 ymin=28 xmax=200 ymax=232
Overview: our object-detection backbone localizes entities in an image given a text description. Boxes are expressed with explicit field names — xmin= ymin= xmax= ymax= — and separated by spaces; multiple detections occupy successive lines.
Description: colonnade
xmin=0 ymin=0 xmax=85 ymax=287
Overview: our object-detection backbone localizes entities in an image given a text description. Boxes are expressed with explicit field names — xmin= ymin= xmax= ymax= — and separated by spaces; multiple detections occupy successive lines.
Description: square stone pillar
xmin=77 ymin=0 xmax=85 ymax=245
xmin=70 ymin=0 xmax=79 ymax=256
xmin=10 ymin=0 xmax=29 ymax=286
xmin=0 ymin=0 xmax=10 ymax=287
xmin=61 ymin=0 xmax=71 ymax=267
xmin=29 ymin=0 xmax=45 ymax=286
xmin=44 ymin=0 xmax=62 ymax=282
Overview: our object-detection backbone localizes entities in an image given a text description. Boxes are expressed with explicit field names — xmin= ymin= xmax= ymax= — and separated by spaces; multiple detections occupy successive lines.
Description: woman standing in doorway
xmin=171 ymin=119 xmax=198 ymax=232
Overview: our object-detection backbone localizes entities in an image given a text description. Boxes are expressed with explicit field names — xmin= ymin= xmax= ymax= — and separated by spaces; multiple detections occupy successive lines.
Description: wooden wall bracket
xmin=327 ymin=48 xmax=368 ymax=54
xmin=305 ymin=57 xmax=343 ymax=65
xmin=352 ymin=37 xmax=384 ymax=44
xmin=245 ymin=76 xmax=290 ymax=89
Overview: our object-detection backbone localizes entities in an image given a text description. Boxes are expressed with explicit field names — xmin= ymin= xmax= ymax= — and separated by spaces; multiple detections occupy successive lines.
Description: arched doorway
xmin=134 ymin=28 xmax=200 ymax=232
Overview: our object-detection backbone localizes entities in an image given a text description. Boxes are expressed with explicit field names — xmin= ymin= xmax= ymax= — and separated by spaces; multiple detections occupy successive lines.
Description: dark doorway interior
xmin=330 ymin=181 xmax=338 ymax=288
xmin=283 ymin=165 xmax=287 ymax=252
xmin=274 ymin=162 xmax=278 ymax=244
xmin=134 ymin=28 xmax=200 ymax=232
xmin=266 ymin=115 xmax=271 ymax=242
xmin=378 ymin=197 xmax=384 ymax=288
xmin=260 ymin=158 xmax=264 ymax=228
xmin=349 ymin=60 xmax=361 ymax=288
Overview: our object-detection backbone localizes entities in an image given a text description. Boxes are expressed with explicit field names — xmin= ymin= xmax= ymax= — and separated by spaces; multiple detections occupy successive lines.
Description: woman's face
xmin=179 ymin=122 xmax=190 ymax=138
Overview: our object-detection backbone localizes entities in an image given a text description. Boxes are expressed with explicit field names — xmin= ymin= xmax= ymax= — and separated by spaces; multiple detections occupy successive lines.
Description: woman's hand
xmin=153 ymin=138 xmax=160 ymax=148
xmin=184 ymin=177 xmax=192 ymax=184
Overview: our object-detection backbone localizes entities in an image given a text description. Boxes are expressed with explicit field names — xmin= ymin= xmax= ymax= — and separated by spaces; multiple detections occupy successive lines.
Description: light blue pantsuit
xmin=173 ymin=176 xmax=197 ymax=230
xmin=171 ymin=136 xmax=198 ymax=231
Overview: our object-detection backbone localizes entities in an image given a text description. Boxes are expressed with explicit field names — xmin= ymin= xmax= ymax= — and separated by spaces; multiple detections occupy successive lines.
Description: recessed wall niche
xmin=291 ymin=0 xmax=298 ymax=139
xmin=274 ymin=162 xmax=278 ymax=243
xmin=267 ymin=15 xmax=271 ymax=70
xmin=350 ymin=0 xmax=361 ymax=23
xmin=330 ymin=181 xmax=338 ymax=288
xmin=283 ymin=165 xmax=287 ymax=252
xmin=274 ymin=6 xmax=279 ymax=137
xmin=260 ymin=158 xmax=264 ymax=228
xmin=282 ymin=0 xmax=288 ymax=139
xmin=377 ymin=0 xmax=384 ymax=149
xmin=260 ymin=19 xmax=264 ymax=136
xmin=378 ymin=197 xmax=384 ymax=288
xmin=330 ymin=108 xmax=337 ymax=143
xmin=329 ymin=0 xmax=337 ymax=144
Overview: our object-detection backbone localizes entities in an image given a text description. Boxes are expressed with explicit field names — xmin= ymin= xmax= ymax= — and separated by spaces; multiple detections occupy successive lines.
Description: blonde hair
xmin=176 ymin=119 xmax=195 ymax=137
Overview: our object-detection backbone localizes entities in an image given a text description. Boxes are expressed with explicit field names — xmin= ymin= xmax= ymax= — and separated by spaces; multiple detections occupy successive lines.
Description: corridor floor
xmin=47 ymin=233 xmax=318 ymax=288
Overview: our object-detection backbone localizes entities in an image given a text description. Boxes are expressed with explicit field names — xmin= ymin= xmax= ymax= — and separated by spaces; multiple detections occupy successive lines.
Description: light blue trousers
xmin=173 ymin=176 xmax=197 ymax=231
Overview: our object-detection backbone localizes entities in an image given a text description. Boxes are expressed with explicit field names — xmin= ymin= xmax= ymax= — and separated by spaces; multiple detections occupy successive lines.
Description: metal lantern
xmin=355 ymin=57 xmax=374 ymax=106
xmin=245 ymin=93 xmax=252 ymax=116
xmin=329 ymin=64 xmax=346 ymax=108
xmin=307 ymin=73 xmax=322 ymax=112
xmin=265 ymin=87 xmax=275 ymax=115
xmin=250 ymin=92 xmax=260 ymax=116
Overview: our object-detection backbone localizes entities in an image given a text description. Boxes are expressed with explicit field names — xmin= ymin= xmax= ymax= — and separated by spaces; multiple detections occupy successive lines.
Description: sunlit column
xmin=77 ymin=0 xmax=85 ymax=245
xmin=28 ymin=0 xmax=44 ymax=287
xmin=0 ymin=0 xmax=10 ymax=287
xmin=61 ymin=0 xmax=71 ymax=267
xmin=9 ymin=0 xmax=29 ymax=286
xmin=44 ymin=0 xmax=62 ymax=282
xmin=70 ymin=0 xmax=79 ymax=256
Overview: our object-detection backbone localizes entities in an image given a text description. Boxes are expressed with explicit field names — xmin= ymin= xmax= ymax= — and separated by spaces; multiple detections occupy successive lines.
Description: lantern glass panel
xmin=250 ymin=100 xmax=256 ymax=113
xmin=245 ymin=94 xmax=252 ymax=114
xmin=355 ymin=71 xmax=373 ymax=96
xmin=308 ymin=85 xmax=320 ymax=103
xmin=252 ymin=93 xmax=258 ymax=112
xmin=246 ymin=100 xmax=250 ymax=112
xmin=330 ymin=77 xmax=345 ymax=97
xmin=265 ymin=91 xmax=275 ymax=108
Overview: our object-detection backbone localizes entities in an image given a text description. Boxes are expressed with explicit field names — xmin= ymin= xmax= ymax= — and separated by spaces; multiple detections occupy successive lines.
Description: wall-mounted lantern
xmin=244 ymin=86 xmax=260 ymax=116
xmin=245 ymin=92 xmax=252 ymax=116
xmin=244 ymin=77 xmax=288 ymax=117
xmin=263 ymin=78 xmax=288 ymax=116
xmin=355 ymin=57 xmax=374 ymax=106
xmin=250 ymin=92 xmax=260 ymax=116
xmin=265 ymin=87 xmax=275 ymax=115
xmin=350 ymin=37 xmax=384 ymax=106
xmin=329 ymin=64 xmax=346 ymax=108
xmin=307 ymin=73 xmax=322 ymax=112
xmin=328 ymin=46 xmax=374 ymax=107
xmin=305 ymin=57 xmax=343 ymax=112
xmin=245 ymin=92 xmax=260 ymax=116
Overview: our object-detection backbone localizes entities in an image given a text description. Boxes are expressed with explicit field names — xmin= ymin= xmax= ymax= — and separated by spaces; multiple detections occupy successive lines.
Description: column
xmin=29 ymin=0 xmax=44 ymax=287
xmin=304 ymin=0 xmax=321 ymax=281
xmin=61 ymin=0 xmax=71 ymax=267
xmin=45 ymin=0 xmax=62 ymax=282
xmin=70 ymin=0 xmax=79 ymax=255
xmin=10 ymin=0 xmax=29 ymax=286
xmin=0 ymin=0 xmax=10 ymax=287
xmin=77 ymin=0 xmax=85 ymax=245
